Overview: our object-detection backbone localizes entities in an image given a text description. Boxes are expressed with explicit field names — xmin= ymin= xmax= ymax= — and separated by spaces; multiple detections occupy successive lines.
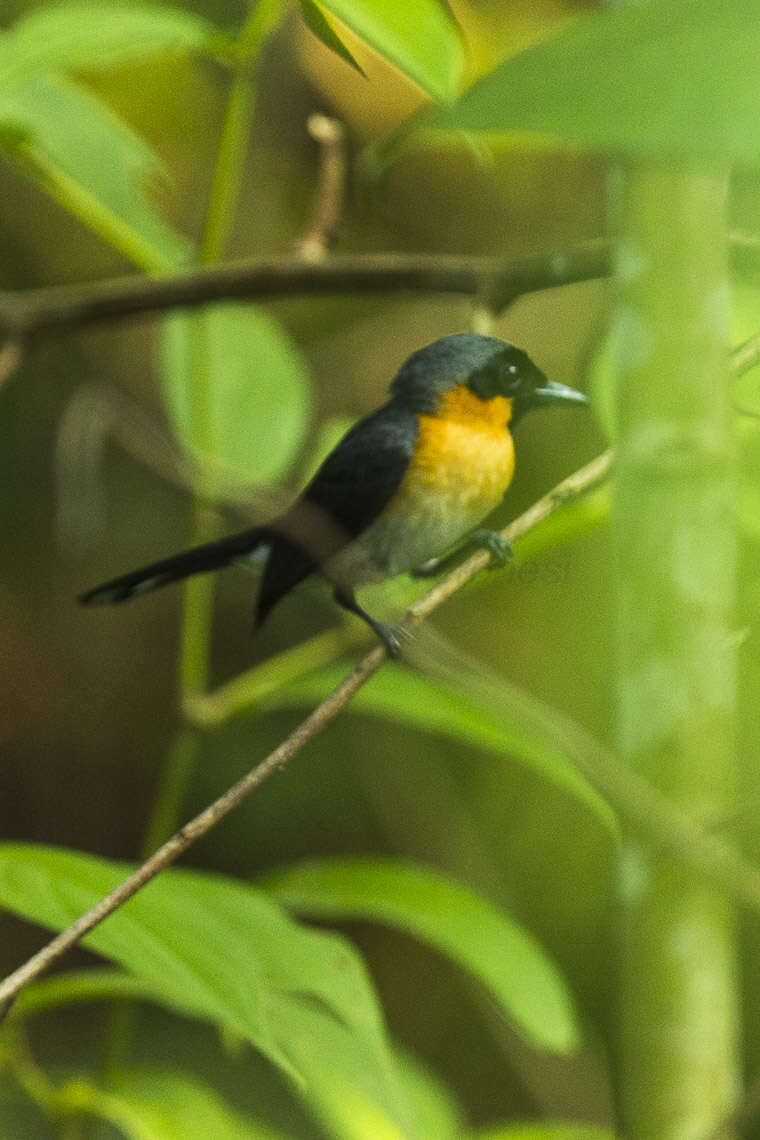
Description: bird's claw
xmin=470 ymin=529 xmax=513 ymax=569
xmin=374 ymin=620 xmax=413 ymax=658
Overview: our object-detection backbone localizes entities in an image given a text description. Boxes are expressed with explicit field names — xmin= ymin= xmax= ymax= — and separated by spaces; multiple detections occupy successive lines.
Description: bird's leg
xmin=333 ymin=586 xmax=406 ymax=657
xmin=411 ymin=528 xmax=514 ymax=578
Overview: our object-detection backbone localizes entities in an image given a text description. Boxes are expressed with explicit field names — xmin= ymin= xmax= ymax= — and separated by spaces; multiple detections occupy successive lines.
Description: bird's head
xmin=390 ymin=334 xmax=588 ymax=425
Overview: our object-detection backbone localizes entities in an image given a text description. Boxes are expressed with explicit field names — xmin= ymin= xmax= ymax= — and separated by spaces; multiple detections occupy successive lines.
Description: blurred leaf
xmin=298 ymin=414 xmax=356 ymax=482
xmin=589 ymin=276 xmax=760 ymax=443
xmin=0 ymin=2 xmax=214 ymax=91
xmin=0 ymin=75 xmax=188 ymax=270
xmin=465 ymin=1126 xmax=617 ymax=1140
xmin=0 ymin=844 xmax=406 ymax=1130
xmin=299 ymin=0 xmax=365 ymax=76
xmin=589 ymin=278 xmax=760 ymax=548
xmin=270 ymin=997 xmax=415 ymax=1140
xmin=262 ymin=667 xmax=618 ymax=837
xmin=267 ymin=858 xmax=580 ymax=1053
xmin=432 ymin=0 xmax=760 ymax=164
xmin=311 ymin=0 xmax=465 ymax=102
xmin=236 ymin=0 xmax=287 ymax=60
xmin=585 ymin=333 xmax=616 ymax=444
xmin=392 ymin=1048 xmax=463 ymax=1140
xmin=12 ymin=968 xmax=162 ymax=1019
xmin=81 ymin=1067 xmax=290 ymax=1140
xmin=14 ymin=971 xmax=440 ymax=1140
xmin=160 ymin=305 xmax=312 ymax=487
xmin=512 ymin=482 xmax=610 ymax=568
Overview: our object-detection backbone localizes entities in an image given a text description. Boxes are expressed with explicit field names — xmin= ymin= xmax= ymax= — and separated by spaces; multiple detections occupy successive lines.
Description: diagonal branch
xmin=0 ymin=448 xmax=611 ymax=1017
xmin=2 ymin=315 xmax=760 ymax=1019
xmin=3 ymin=431 xmax=760 ymax=1018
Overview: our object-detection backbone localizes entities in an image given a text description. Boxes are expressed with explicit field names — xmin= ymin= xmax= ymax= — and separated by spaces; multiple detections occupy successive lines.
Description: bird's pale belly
xmin=330 ymin=419 xmax=515 ymax=584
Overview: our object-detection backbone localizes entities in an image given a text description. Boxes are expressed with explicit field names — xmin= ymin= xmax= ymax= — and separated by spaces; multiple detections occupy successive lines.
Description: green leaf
xmin=0 ymin=2 xmax=214 ymax=92
xmin=432 ymin=0 xmax=760 ymax=164
xmin=159 ymin=305 xmax=312 ymax=487
xmin=261 ymin=666 xmax=618 ymax=838
xmin=13 ymin=970 xmax=429 ymax=1140
xmin=299 ymin=414 xmax=356 ymax=483
xmin=465 ymin=1127 xmax=617 ymax=1140
xmin=392 ymin=1048 xmax=463 ymax=1140
xmin=11 ymin=968 xmax=163 ymax=1019
xmin=269 ymin=997 xmax=415 ymax=1140
xmin=267 ymin=858 xmax=580 ymax=1054
xmin=80 ymin=1067 xmax=290 ymax=1140
xmin=0 ymin=75 xmax=188 ymax=270
xmin=0 ymin=844 xmax=406 ymax=1130
xmin=311 ymin=0 xmax=464 ymax=102
xmin=299 ymin=0 xmax=365 ymax=76
xmin=589 ymin=277 xmax=760 ymax=444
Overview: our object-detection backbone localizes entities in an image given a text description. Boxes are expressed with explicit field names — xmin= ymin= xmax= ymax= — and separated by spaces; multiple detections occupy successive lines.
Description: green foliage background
xmin=0 ymin=0 xmax=758 ymax=1137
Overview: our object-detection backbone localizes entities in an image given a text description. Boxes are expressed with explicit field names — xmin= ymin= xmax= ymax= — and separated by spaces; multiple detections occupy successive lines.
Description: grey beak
xmin=533 ymin=379 xmax=589 ymax=408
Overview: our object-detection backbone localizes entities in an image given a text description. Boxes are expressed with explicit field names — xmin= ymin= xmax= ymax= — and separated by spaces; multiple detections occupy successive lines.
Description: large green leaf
xmin=14 ymin=969 xmax=451 ymax=1140
xmin=159 ymin=305 xmax=312 ymax=488
xmin=0 ymin=75 xmax=188 ymax=270
xmin=267 ymin=858 xmax=580 ymax=1054
xmin=269 ymin=996 xmax=416 ymax=1140
xmin=311 ymin=0 xmax=464 ymax=102
xmin=393 ymin=1048 xmax=463 ymax=1140
xmin=0 ymin=844 xmax=409 ymax=1134
xmin=78 ymin=1068 xmax=290 ymax=1140
xmin=433 ymin=0 xmax=760 ymax=164
xmin=260 ymin=666 xmax=617 ymax=837
xmin=0 ymin=2 xmax=214 ymax=92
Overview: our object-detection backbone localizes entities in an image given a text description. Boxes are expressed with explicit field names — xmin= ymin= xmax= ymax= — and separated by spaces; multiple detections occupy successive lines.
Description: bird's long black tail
xmin=79 ymin=527 xmax=271 ymax=606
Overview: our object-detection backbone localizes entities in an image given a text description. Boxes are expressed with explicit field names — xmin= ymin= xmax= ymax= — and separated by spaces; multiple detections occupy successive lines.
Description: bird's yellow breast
xmin=332 ymin=385 xmax=516 ymax=583
xmin=395 ymin=386 xmax=515 ymax=510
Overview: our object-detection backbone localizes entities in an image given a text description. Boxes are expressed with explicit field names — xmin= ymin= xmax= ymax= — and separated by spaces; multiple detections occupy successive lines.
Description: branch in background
xmin=1 ymin=231 xmax=759 ymax=345
xmin=293 ymin=114 xmax=347 ymax=261
xmin=0 ymin=243 xmax=611 ymax=342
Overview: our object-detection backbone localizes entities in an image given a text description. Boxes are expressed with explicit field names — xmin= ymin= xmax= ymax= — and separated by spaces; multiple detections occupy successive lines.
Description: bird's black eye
xmin=469 ymin=350 xmax=525 ymax=399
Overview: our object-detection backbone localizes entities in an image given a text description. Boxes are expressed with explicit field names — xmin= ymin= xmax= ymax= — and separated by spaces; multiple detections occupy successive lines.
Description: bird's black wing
xmin=255 ymin=402 xmax=417 ymax=625
xmin=303 ymin=402 xmax=417 ymax=537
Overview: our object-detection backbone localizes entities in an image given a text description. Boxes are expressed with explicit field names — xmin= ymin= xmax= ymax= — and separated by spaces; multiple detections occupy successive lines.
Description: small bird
xmin=80 ymin=334 xmax=588 ymax=655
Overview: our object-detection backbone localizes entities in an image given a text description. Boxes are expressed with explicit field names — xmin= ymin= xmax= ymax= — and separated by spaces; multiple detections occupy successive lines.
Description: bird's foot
xmin=411 ymin=529 xmax=513 ymax=579
xmin=470 ymin=529 xmax=514 ymax=569
xmin=372 ymin=620 xmax=412 ymax=658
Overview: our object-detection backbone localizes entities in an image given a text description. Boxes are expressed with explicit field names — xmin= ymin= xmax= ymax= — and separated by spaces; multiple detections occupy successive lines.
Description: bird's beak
xmin=532 ymin=379 xmax=589 ymax=408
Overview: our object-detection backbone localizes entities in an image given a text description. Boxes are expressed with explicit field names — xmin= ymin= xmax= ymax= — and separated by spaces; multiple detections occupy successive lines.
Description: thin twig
xmin=293 ymin=114 xmax=347 ymax=261
xmin=0 ymin=449 xmax=611 ymax=1016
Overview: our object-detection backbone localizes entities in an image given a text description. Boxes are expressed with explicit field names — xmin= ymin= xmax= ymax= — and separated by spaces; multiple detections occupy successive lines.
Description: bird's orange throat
xmin=435 ymin=384 xmax=514 ymax=432
xmin=400 ymin=384 xmax=515 ymax=508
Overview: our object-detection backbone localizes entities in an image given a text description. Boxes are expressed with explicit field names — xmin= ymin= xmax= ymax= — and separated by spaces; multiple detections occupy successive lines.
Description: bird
xmin=80 ymin=333 xmax=588 ymax=655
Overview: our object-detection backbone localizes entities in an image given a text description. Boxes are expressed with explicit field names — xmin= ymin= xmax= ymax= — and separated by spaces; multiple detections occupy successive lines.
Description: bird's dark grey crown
xmin=389 ymin=333 xmax=545 ymax=413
